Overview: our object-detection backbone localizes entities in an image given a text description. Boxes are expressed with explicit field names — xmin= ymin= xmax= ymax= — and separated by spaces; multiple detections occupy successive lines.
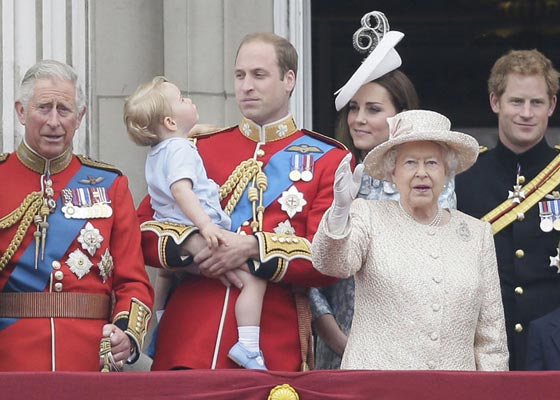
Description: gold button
xmin=52 ymin=260 xmax=61 ymax=270
xmin=515 ymin=249 xmax=525 ymax=258
xmin=54 ymin=271 xmax=64 ymax=280
xmin=514 ymin=323 xmax=523 ymax=333
xmin=518 ymin=176 xmax=525 ymax=184
xmin=514 ymin=287 xmax=524 ymax=295
xmin=54 ymin=282 xmax=63 ymax=292
xmin=517 ymin=213 xmax=525 ymax=221
xmin=256 ymin=149 xmax=265 ymax=157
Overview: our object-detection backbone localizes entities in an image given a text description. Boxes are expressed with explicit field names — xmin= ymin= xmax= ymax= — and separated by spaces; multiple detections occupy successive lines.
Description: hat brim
xmin=335 ymin=31 xmax=404 ymax=111
xmin=362 ymin=131 xmax=480 ymax=180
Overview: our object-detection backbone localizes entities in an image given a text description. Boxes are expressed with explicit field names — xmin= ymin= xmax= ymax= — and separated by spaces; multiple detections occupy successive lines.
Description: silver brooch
xmin=457 ymin=222 xmax=472 ymax=241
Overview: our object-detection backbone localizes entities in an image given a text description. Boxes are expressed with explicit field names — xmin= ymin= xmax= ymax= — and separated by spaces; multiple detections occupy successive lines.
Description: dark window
xmin=311 ymin=0 xmax=560 ymax=145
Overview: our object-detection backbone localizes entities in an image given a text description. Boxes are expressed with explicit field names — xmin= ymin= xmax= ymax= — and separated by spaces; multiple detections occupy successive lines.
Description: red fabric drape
xmin=1 ymin=369 xmax=558 ymax=399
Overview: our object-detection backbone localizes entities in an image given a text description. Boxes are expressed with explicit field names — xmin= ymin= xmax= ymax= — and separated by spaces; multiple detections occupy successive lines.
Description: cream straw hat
xmin=362 ymin=110 xmax=480 ymax=180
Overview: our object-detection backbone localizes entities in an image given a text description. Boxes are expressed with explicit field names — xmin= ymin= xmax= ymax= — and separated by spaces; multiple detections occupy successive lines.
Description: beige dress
xmin=312 ymin=199 xmax=509 ymax=371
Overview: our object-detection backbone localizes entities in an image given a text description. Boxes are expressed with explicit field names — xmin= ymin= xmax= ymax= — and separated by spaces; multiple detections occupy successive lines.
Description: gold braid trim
xmin=219 ymin=159 xmax=261 ymax=218
xmin=0 ymin=192 xmax=43 ymax=271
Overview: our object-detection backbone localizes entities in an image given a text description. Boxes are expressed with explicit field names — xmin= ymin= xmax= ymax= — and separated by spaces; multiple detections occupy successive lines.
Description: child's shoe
xmin=227 ymin=342 xmax=267 ymax=370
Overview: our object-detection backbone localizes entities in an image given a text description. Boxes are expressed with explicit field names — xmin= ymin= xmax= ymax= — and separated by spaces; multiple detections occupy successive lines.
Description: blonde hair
xmin=124 ymin=76 xmax=172 ymax=146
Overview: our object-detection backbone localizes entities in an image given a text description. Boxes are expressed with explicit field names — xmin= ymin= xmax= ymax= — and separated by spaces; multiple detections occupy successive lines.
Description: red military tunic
xmin=0 ymin=143 xmax=153 ymax=371
xmin=139 ymin=115 xmax=349 ymax=371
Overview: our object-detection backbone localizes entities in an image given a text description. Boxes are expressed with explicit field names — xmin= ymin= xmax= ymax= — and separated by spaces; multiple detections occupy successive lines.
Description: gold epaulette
xmin=301 ymin=129 xmax=348 ymax=150
xmin=479 ymin=145 xmax=489 ymax=154
xmin=113 ymin=298 xmax=152 ymax=359
xmin=77 ymin=154 xmax=122 ymax=175
xmin=554 ymin=144 xmax=560 ymax=151
xmin=254 ymin=232 xmax=311 ymax=264
xmin=0 ymin=153 xmax=9 ymax=163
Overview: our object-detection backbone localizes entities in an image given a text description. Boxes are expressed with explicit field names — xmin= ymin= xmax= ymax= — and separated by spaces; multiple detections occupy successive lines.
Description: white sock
xmin=238 ymin=326 xmax=260 ymax=353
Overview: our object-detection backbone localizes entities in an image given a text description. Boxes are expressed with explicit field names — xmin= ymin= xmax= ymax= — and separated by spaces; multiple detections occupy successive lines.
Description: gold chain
xmin=0 ymin=192 xmax=43 ymax=271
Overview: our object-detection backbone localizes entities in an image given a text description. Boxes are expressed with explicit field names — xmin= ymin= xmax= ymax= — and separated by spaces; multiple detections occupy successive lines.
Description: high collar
xmin=494 ymin=138 xmax=555 ymax=173
xmin=16 ymin=140 xmax=73 ymax=175
xmin=239 ymin=114 xmax=298 ymax=143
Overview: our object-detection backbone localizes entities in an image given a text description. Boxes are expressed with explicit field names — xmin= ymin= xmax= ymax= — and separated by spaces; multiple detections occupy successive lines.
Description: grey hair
xmin=382 ymin=142 xmax=458 ymax=183
xmin=17 ymin=59 xmax=85 ymax=112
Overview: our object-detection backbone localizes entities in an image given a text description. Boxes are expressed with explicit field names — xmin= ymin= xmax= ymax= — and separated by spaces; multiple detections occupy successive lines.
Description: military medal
xmin=552 ymin=200 xmax=560 ymax=231
xmin=98 ymin=249 xmax=114 ymax=283
xmin=289 ymin=154 xmax=302 ymax=182
xmin=301 ymin=155 xmax=314 ymax=182
xmin=550 ymin=246 xmax=560 ymax=273
xmin=62 ymin=187 xmax=113 ymax=219
xmin=278 ymin=186 xmax=307 ymax=218
xmin=539 ymin=201 xmax=553 ymax=232
xmin=508 ymin=164 xmax=525 ymax=204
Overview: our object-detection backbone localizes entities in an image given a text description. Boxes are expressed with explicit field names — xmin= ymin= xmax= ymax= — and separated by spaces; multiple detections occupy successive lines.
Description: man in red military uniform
xmin=0 ymin=60 xmax=153 ymax=371
xmin=138 ymin=32 xmax=349 ymax=371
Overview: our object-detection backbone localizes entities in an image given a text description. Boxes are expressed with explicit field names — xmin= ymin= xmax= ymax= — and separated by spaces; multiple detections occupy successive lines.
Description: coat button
xmin=256 ymin=149 xmax=265 ymax=157
xmin=54 ymin=282 xmax=63 ymax=292
xmin=54 ymin=271 xmax=64 ymax=281
xmin=515 ymin=249 xmax=525 ymax=258
xmin=52 ymin=260 xmax=61 ymax=270
xmin=514 ymin=287 xmax=524 ymax=295
xmin=430 ymin=332 xmax=439 ymax=341
xmin=514 ymin=323 xmax=523 ymax=333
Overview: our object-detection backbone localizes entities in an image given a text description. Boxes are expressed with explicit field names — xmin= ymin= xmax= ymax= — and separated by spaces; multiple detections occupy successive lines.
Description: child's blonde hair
xmin=124 ymin=76 xmax=172 ymax=146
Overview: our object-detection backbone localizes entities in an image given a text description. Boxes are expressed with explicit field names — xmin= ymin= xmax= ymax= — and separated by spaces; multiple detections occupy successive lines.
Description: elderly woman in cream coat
xmin=312 ymin=109 xmax=509 ymax=371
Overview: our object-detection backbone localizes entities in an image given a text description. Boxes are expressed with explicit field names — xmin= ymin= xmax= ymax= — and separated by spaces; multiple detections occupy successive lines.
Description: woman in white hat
xmin=311 ymin=109 xmax=509 ymax=370
xmin=309 ymin=11 xmax=456 ymax=370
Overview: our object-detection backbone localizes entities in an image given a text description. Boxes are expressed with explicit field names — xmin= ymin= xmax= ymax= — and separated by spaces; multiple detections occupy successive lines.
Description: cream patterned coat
xmin=312 ymin=199 xmax=509 ymax=371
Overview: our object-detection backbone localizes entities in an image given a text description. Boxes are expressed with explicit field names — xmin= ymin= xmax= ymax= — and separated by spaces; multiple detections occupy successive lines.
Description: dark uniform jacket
xmin=456 ymin=138 xmax=560 ymax=370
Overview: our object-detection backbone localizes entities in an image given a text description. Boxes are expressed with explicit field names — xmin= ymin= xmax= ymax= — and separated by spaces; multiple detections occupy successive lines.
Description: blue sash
xmin=0 ymin=165 xmax=117 ymax=330
xmin=230 ymin=135 xmax=335 ymax=230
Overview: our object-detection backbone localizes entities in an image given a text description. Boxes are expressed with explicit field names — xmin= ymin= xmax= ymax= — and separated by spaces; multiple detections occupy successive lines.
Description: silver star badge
xmin=67 ymin=248 xmax=93 ymax=279
xmin=78 ymin=222 xmax=104 ymax=256
xmin=550 ymin=248 xmax=560 ymax=273
xmin=278 ymin=186 xmax=307 ymax=218
xmin=98 ymin=249 xmax=114 ymax=283
xmin=508 ymin=185 xmax=526 ymax=204
xmin=273 ymin=219 xmax=296 ymax=235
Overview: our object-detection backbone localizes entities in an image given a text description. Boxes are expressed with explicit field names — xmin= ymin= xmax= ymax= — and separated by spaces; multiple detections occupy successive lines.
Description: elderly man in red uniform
xmin=0 ymin=59 xmax=153 ymax=371
xmin=138 ymin=32 xmax=349 ymax=371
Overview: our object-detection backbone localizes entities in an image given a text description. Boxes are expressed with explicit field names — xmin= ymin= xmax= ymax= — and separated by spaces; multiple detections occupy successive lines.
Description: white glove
xmin=327 ymin=153 xmax=364 ymax=235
